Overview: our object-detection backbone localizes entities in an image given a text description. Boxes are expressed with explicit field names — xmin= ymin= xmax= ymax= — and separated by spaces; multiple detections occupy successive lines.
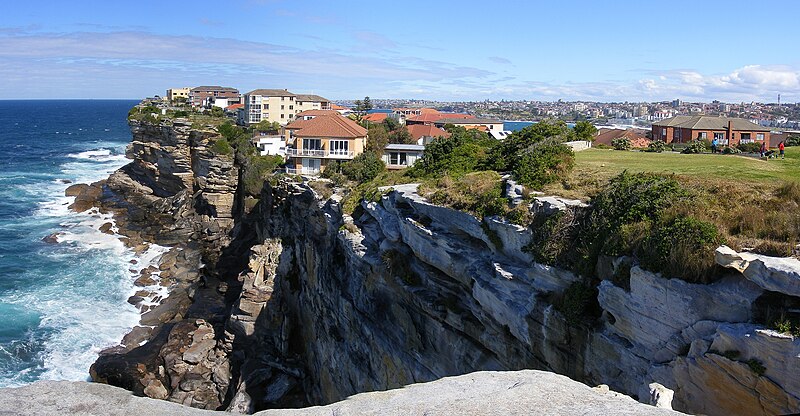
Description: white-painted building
xmin=382 ymin=144 xmax=424 ymax=169
xmin=253 ymin=133 xmax=287 ymax=157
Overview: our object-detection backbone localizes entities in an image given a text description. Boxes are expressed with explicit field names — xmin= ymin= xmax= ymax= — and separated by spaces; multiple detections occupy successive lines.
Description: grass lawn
xmin=545 ymin=147 xmax=800 ymax=200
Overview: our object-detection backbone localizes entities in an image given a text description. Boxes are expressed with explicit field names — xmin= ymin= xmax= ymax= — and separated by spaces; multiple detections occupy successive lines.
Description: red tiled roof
xmin=285 ymin=114 xmax=367 ymax=138
xmin=295 ymin=110 xmax=340 ymax=117
xmin=407 ymin=124 xmax=450 ymax=141
xmin=594 ymin=128 xmax=650 ymax=147
xmin=225 ymin=103 xmax=244 ymax=110
xmin=330 ymin=104 xmax=348 ymax=110
xmin=406 ymin=112 xmax=474 ymax=123
xmin=363 ymin=113 xmax=388 ymax=122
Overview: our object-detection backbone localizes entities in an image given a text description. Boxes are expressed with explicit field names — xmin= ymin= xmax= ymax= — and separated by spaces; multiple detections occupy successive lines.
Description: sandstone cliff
xmin=83 ymin=119 xmax=798 ymax=415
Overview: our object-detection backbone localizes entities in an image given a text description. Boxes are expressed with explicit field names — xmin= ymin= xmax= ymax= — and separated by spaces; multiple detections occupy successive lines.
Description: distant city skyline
xmin=1 ymin=0 xmax=799 ymax=102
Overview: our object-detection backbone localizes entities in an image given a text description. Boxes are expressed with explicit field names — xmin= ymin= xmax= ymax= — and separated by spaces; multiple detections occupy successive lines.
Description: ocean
xmin=0 ymin=100 xmax=157 ymax=386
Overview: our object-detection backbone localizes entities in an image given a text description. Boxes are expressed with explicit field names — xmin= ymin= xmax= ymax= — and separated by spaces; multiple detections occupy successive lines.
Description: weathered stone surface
xmin=0 ymin=371 xmax=684 ymax=416
xmin=648 ymin=383 xmax=673 ymax=409
xmin=716 ymin=245 xmax=800 ymax=297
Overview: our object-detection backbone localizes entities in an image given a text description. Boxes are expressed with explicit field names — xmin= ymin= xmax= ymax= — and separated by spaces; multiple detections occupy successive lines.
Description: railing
xmin=284 ymin=167 xmax=320 ymax=175
xmin=285 ymin=148 xmax=354 ymax=158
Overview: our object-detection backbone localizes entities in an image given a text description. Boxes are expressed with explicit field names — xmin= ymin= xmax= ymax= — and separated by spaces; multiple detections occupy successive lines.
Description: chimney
xmin=727 ymin=120 xmax=733 ymax=144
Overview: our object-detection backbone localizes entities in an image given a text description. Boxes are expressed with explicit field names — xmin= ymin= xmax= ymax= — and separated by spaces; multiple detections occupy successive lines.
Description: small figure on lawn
xmin=779 ymin=141 xmax=786 ymax=159
xmin=711 ymin=137 xmax=719 ymax=154
xmin=760 ymin=141 xmax=767 ymax=158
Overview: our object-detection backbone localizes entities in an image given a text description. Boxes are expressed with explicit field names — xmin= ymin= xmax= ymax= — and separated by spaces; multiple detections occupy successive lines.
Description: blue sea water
xmin=0 ymin=100 xmax=160 ymax=386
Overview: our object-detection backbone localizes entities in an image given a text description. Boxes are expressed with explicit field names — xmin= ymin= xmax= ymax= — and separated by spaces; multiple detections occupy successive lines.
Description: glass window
xmin=329 ymin=140 xmax=349 ymax=155
xmin=389 ymin=152 xmax=408 ymax=165
xmin=699 ymin=132 xmax=707 ymax=139
xmin=303 ymin=138 xmax=322 ymax=150
xmin=757 ymin=133 xmax=765 ymax=140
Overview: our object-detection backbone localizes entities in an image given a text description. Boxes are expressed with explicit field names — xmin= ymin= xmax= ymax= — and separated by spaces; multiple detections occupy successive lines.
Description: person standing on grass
xmin=760 ymin=141 xmax=767 ymax=158
xmin=711 ymin=137 xmax=718 ymax=154
xmin=779 ymin=141 xmax=785 ymax=159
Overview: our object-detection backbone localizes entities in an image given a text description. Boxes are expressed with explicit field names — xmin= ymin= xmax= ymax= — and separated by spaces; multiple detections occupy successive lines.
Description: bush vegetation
xmin=612 ymin=138 xmax=631 ymax=150
xmin=737 ymin=142 xmax=761 ymax=153
xmin=646 ymin=140 xmax=667 ymax=153
xmin=681 ymin=140 xmax=707 ymax=154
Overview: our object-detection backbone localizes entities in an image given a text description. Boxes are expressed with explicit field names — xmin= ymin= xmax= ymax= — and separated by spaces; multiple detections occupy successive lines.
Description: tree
xmin=573 ymin=121 xmax=597 ymax=143
xmin=341 ymin=151 xmax=385 ymax=182
xmin=486 ymin=118 xmax=575 ymax=171
xmin=353 ymin=96 xmax=373 ymax=117
xmin=388 ymin=126 xmax=414 ymax=144
xmin=366 ymin=124 xmax=389 ymax=153
xmin=383 ymin=117 xmax=401 ymax=132
xmin=255 ymin=120 xmax=280 ymax=133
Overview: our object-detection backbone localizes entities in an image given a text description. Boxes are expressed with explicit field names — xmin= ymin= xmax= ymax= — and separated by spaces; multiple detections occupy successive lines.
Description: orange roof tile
xmin=295 ymin=110 xmax=341 ymax=118
xmin=363 ymin=113 xmax=388 ymax=122
xmin=407 ymin=124 xmax=451 ymax=141
xmin=285 ymin=114 xmax=367 ymax=138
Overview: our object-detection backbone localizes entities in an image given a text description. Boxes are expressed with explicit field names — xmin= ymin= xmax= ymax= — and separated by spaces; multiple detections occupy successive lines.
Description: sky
xmin=1 ymin=0 xmax=799 ymax=102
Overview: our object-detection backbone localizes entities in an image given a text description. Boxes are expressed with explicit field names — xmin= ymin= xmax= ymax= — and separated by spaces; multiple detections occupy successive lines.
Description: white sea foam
xmin=3 ymin=144 xmax=174 ymax=384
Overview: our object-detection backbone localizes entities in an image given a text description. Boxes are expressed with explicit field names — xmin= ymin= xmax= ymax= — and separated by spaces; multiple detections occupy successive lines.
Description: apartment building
xmin=189 ymin=86 xmax=240 ymax=107
xmin=241 ymin=89 xmax=332 ymax=125
xmin=166 ymin=87 xmax=190 ymax=102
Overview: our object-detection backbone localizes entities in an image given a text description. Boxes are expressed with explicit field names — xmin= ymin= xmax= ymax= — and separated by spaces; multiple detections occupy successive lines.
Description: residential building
xmin=284 ymin=113 xmax=368 ymax=175
xmin=594 ymin=128 xmax=651 ymax=148
xmin=433 ymin=118 xmax=504 ymax=132
xmin=652 ymin=116 xmax=770 ymax=146
xmin=294 ymin=94 xmax=332 ymax=113
xmin=189 ymin=86 xmax=240 ymax=107
xmin=383 ymin=144 xmax=424 ymax=169
xmin=252 ymin=132 xmax=287 ymax=157
xmin=406 ymin=113 xmax=474 ymax=125
xmin=406 ymin=124 xmax=450 ymax=145
xmin=242 ymin=89 xmax=332 ymax=125
xmin=363 ymin=112 xmax=389 ymax=124
xmin=166 ymin=87 xmax=190 ymax=102
xmin=243 ymin=89 xmax=296 ymax=125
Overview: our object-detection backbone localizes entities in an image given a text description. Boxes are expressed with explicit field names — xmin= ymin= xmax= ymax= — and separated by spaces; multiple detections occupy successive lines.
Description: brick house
xmin=189 ymin=86 xmax=240 ymax=108
xmin=652 ymin=116 xmax=770 ymax=146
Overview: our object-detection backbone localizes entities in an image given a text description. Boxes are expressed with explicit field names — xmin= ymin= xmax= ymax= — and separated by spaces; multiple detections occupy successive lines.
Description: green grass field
xmin=575 ymin=147 xmax=800 ymax=183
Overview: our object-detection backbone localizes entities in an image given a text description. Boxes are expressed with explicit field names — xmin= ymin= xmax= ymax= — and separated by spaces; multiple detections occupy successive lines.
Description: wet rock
xmin=99 ymin=222 xmax=114 ymax=234
xmin=41 ymin=232 xmax=62 ymax=244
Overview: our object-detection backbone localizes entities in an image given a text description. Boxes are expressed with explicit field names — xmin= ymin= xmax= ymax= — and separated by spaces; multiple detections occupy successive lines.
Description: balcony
xmin=285 ymin=148 xmax=354 ymax=159
xmin=285 ymin=167 xmax=320 ymax=175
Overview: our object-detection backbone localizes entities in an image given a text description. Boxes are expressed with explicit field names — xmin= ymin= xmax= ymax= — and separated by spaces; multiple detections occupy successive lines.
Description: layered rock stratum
xmin=16 ymin=117 xmax=798 ymax=415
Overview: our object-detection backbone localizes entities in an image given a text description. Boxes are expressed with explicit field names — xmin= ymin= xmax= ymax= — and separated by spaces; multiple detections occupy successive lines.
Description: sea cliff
xmin=67 ymin=118 xmax=800 ymax=415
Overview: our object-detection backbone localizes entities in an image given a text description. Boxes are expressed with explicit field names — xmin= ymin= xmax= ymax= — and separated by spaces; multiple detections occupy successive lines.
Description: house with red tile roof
xmin=406 ymin=112 xmax=475 ymax=125
xmin=363 ymin=113 xmax=389 ymax=123
xmin=406 ymin=124 xmax=451 ymax=145
xmin=284 ymin=114 xmax=368 ymax=175
xmin=594 ymin=128 xmax=651 ymax=148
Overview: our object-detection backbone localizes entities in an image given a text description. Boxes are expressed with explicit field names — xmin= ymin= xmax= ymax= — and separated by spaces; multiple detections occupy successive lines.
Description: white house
xmin=382 ymin=144 xmax=424 ymax=169
xmin=253 ymin=133 xmax=286 ymax=157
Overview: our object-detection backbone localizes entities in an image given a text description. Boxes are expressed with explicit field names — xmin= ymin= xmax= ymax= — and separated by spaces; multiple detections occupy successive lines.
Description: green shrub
xmin=411 ymin=127 xmax=494 ymax=177
xmin=722 ymin=146 xmax=742 ymax=154
xmin=513 ymin=139 xmax=575 ymax=189
xmin=555 ymin=282 xmax=597 ymax=326
xmin=646 ymin=140 xmax=667 ymax=153
xmin=210 ymin=138 xmax=233 ymax=155
xmin=639 ymin=216 xmax=721 ymax=282
xmin=341 ymin=151 xmax=385 ymax=183
xmin=422 ymin=172 xmax=507 ymax=219
xmin=736 ymin=142 xmax=761 ymax=153
xmin=682 ymin=141 xmax=707 ymax=154
xmin=785 ymin=135 xmax=800 ymax=146
xmin=612 ymin=138 xmax=631 ymax=150
xmin=746 ymin=359 xmax=766 ymax=376
xmin=242 ymin=154 xmax=283 ymax=196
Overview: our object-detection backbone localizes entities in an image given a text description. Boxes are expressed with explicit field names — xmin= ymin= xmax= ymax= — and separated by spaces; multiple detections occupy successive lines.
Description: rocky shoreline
xmin=47 ymin=117 xmax=800 ymax=416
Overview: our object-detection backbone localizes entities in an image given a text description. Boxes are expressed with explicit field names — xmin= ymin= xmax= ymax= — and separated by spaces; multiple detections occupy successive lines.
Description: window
xmin=303 ymin=138 xmax=322 ymax=150
xmin=389 ymin=152 xmax=408 ymax=166
xmin=265 ymin=104 xmax=269 ymax=109
xmin=289 ymin=105 xmax=293 ymax=110
xmin=661 ymin=128 xmax=666 ymax=136
xmin=329 ymin=140 xmax=349 ymax=155
xmin=281 ymin=114 xmax=285 ymax=119
xmin=699 ymin=132 xmax=707 ymax=139
xmin=281 ymin=97 xmax=285 ymax=101
xmin=713 ymin=132 xmax=728 ymax=144
xmin=281 ymin=105 xmax=284 ymax=110
xmin=740 ymin=133 xmax=752 ymax=143
xmin=757 ymin=133 xmax=765 ymax=140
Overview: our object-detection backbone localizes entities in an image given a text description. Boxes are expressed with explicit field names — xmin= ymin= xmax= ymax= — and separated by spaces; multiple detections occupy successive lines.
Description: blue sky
xmin=1 ymin=0 xmax=799 ymax=102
